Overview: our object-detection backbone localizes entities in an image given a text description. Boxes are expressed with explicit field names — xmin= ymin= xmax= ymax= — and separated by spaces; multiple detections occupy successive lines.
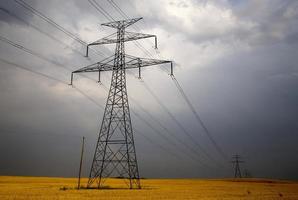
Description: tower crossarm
xmin=230 ymin=160 xmax=245 ymax=163
xmin=72 ymin=61 xmax=113 ymax=73
xmin=70 ymin=17 xmax=173 ymax=189
xmin=124 ymin=54 xmax=171 ymax=69
xmin=101 ymin=17 xmax=142 ymax=29
xmin=70 ymin=54 xmax=173 ymax=84
xmin=86 ymin=31 xmax=157 ymax=57
xmin=89 ymin=31 xmax=157 ymax=47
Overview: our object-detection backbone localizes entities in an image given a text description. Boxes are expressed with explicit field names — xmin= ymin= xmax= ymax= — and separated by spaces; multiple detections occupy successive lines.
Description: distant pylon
xmin=243 ymin=169 xmax=252 ymax=178
xmin=231 ymin=154 xmax=244 ymax=178
xmin=70 ymin=17 xmax=173 ymax=189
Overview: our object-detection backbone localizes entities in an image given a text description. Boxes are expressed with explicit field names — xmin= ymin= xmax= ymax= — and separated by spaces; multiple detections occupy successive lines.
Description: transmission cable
xmin=0 ymin=34 xmax=98 ymax=83
xmin=171 ymin=75 xmax=229 ymax=161
xmin=95 ymin=79 xmax=213 ymax=168
xmin=0 ymin=35 xmax=201 ymax=167
xmin=0 ymin=47 xmax=210 ymax=168
xmin=14 ymin=0 xmax=106 ymax=58
xmin=105 ymin=0 xmax=155 ymax=58
xmin=106 ymin=0 xmax=156 ymax=57
xmin=111 ymin=0 xmax=228 ymax=161
xmin=0 ymin=7 xmax=87 ymax=58
xmin=141 ymin=80 xmax=220 ymax=164
xmin=8 ymin=0 xmax=224 ymax=169
xmin=88 ymin=0 xmax=226 ymax=166
xmin=89 ymin=0 xmax=155 ymax=59
xmin=94 ymin=2 xmax=210 ymax=164
xmin=98 ymin=1 xmax=213 ymax=166
xmin=0 ymin=58 xmax=198 ymax=165
xmin=96 ymin=0 xmax=229 ymax=165
xmin=118 ymin=71 xmax=220 ymax=169
xmin=129 ymin=93 xmax=218 ymax=168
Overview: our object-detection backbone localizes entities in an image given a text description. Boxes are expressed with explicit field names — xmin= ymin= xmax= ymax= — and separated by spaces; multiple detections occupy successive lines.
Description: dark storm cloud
xmin=0 ymin=0 xmax=298 ymax=180
xmin=187 ymin=41 xmax=298 ymax=179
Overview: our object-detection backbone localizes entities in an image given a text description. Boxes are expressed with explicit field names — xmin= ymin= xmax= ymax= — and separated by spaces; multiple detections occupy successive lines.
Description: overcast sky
xmin=0 ymin=0 xmax=297 ymax=180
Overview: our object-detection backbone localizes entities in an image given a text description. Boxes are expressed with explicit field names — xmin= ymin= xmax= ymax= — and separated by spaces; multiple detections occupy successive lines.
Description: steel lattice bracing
xmin=70 ymin=17 xmax=172 ymax=189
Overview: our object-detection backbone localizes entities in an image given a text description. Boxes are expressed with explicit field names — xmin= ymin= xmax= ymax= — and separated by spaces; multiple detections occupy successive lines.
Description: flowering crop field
xmin=0 ymin=176 xmax=297 ymax=199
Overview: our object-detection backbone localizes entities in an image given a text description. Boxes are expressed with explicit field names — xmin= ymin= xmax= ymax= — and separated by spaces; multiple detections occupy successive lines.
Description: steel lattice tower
xmin=231 ymin=154 xmax=244 ymax=178
xmin=70 ymin=17 xmax=173 ymax=189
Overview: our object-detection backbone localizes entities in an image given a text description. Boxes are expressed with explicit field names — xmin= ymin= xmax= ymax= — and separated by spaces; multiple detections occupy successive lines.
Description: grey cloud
xmin=138 ymin=0 xmax=298 ymax=47
xmin=0 ymin=0 xmax=298 ymax=180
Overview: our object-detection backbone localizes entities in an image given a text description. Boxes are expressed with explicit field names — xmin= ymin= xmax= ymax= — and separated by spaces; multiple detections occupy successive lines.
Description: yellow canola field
xmin=0 ymin=176 xmax=298 ymax=200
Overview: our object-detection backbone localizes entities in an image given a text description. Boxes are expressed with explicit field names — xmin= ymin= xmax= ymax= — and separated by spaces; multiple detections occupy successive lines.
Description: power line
xmin=0 ymin=57 xmax=67 ymax=84
xmin=106 ymin=0 xmax=155 ymax=44
xmin=0 ymin=57 xmax=185 ymax=163
xmin=100 ymin=1 xmax=217 ymax=167
xmin=124 ymin=0 xmax=157 ymax=36
xmin=2 ymin=1 xmax=224 ymax=174
xmin=111 ymin=0 xmax=227 ymax=163
xmin=99 ymin=1 xmax=213 ymax=167
xmin=130 ymin=95 xmax=217 ymax=169
xmin=107 ymin=0 xmax=155 ymax=46
xmin=89 ymin=0 xmax=155 ymax=58
xmin=0 ymin=35 xmax=70 ymax=72
xmin=14 ymin=0 xmax=106 ymax=57
xmin=141 ymin=80 xmax=218 ymax=163
xmin=0 ymin=36 xmax=109 ymax=111
xmin=105 ymin=0 xmax=156 ymax=58
xmin=14 ymin=0 xmax=84 ymax=44
xmin=7 ymin=0 xmax=229 ymax=175
xmin=131 ymin=109 xmax=210 ymax=169
xmin=71 ymin=17 xmax=210 ymax=188
xmin=0 ymin=36 xmax=219 ymax=177
xmin=104 ymin=0 xmax=170 ymax=65
xmin=133 ymin=127 xmax=181 ymax=160
xmin=99 ymin=73 xmax=215 ymax=169
xmin=0 ymin=34 xmax=99 ymax=84
xmin=0 ymin=7 xmax=87 ymax=58
xmin=0 ymin=57 xmax=98 ymax=109
xmin=0 ymin=34 xmax=203 ymax=170
xmin=171 ymin=76 xmax=229 ymax=160
xmin=118 ymin=0 xmax=168 ymax=60
xmin=73 ymin=68 xmax=213 ymax=168
xmin=107 ymin=0 xmax=129 ymax=19
xmin=99 ymin=0 xmax=215 ymax=166
xmin=0 ymin=127 xmax=86 ymax=140
xmin=108 ymin=0 xmax=170 ymax=64
xmin=88 ymin=0 xmax=115 ymax=21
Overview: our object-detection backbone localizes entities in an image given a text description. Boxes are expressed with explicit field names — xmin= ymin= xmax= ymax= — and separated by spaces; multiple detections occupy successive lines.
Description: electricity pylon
xmin=70 ymin=17 xmax=173 ymax=189
xmin=243 ymin=169 xmax=252 ymax=178
xmin=231 ymin=154 xmax=244 ymax=178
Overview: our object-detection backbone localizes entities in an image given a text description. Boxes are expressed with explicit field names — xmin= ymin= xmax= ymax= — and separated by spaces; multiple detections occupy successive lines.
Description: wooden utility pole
xmin=77 ymin=136 xmax=85 ymax=189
